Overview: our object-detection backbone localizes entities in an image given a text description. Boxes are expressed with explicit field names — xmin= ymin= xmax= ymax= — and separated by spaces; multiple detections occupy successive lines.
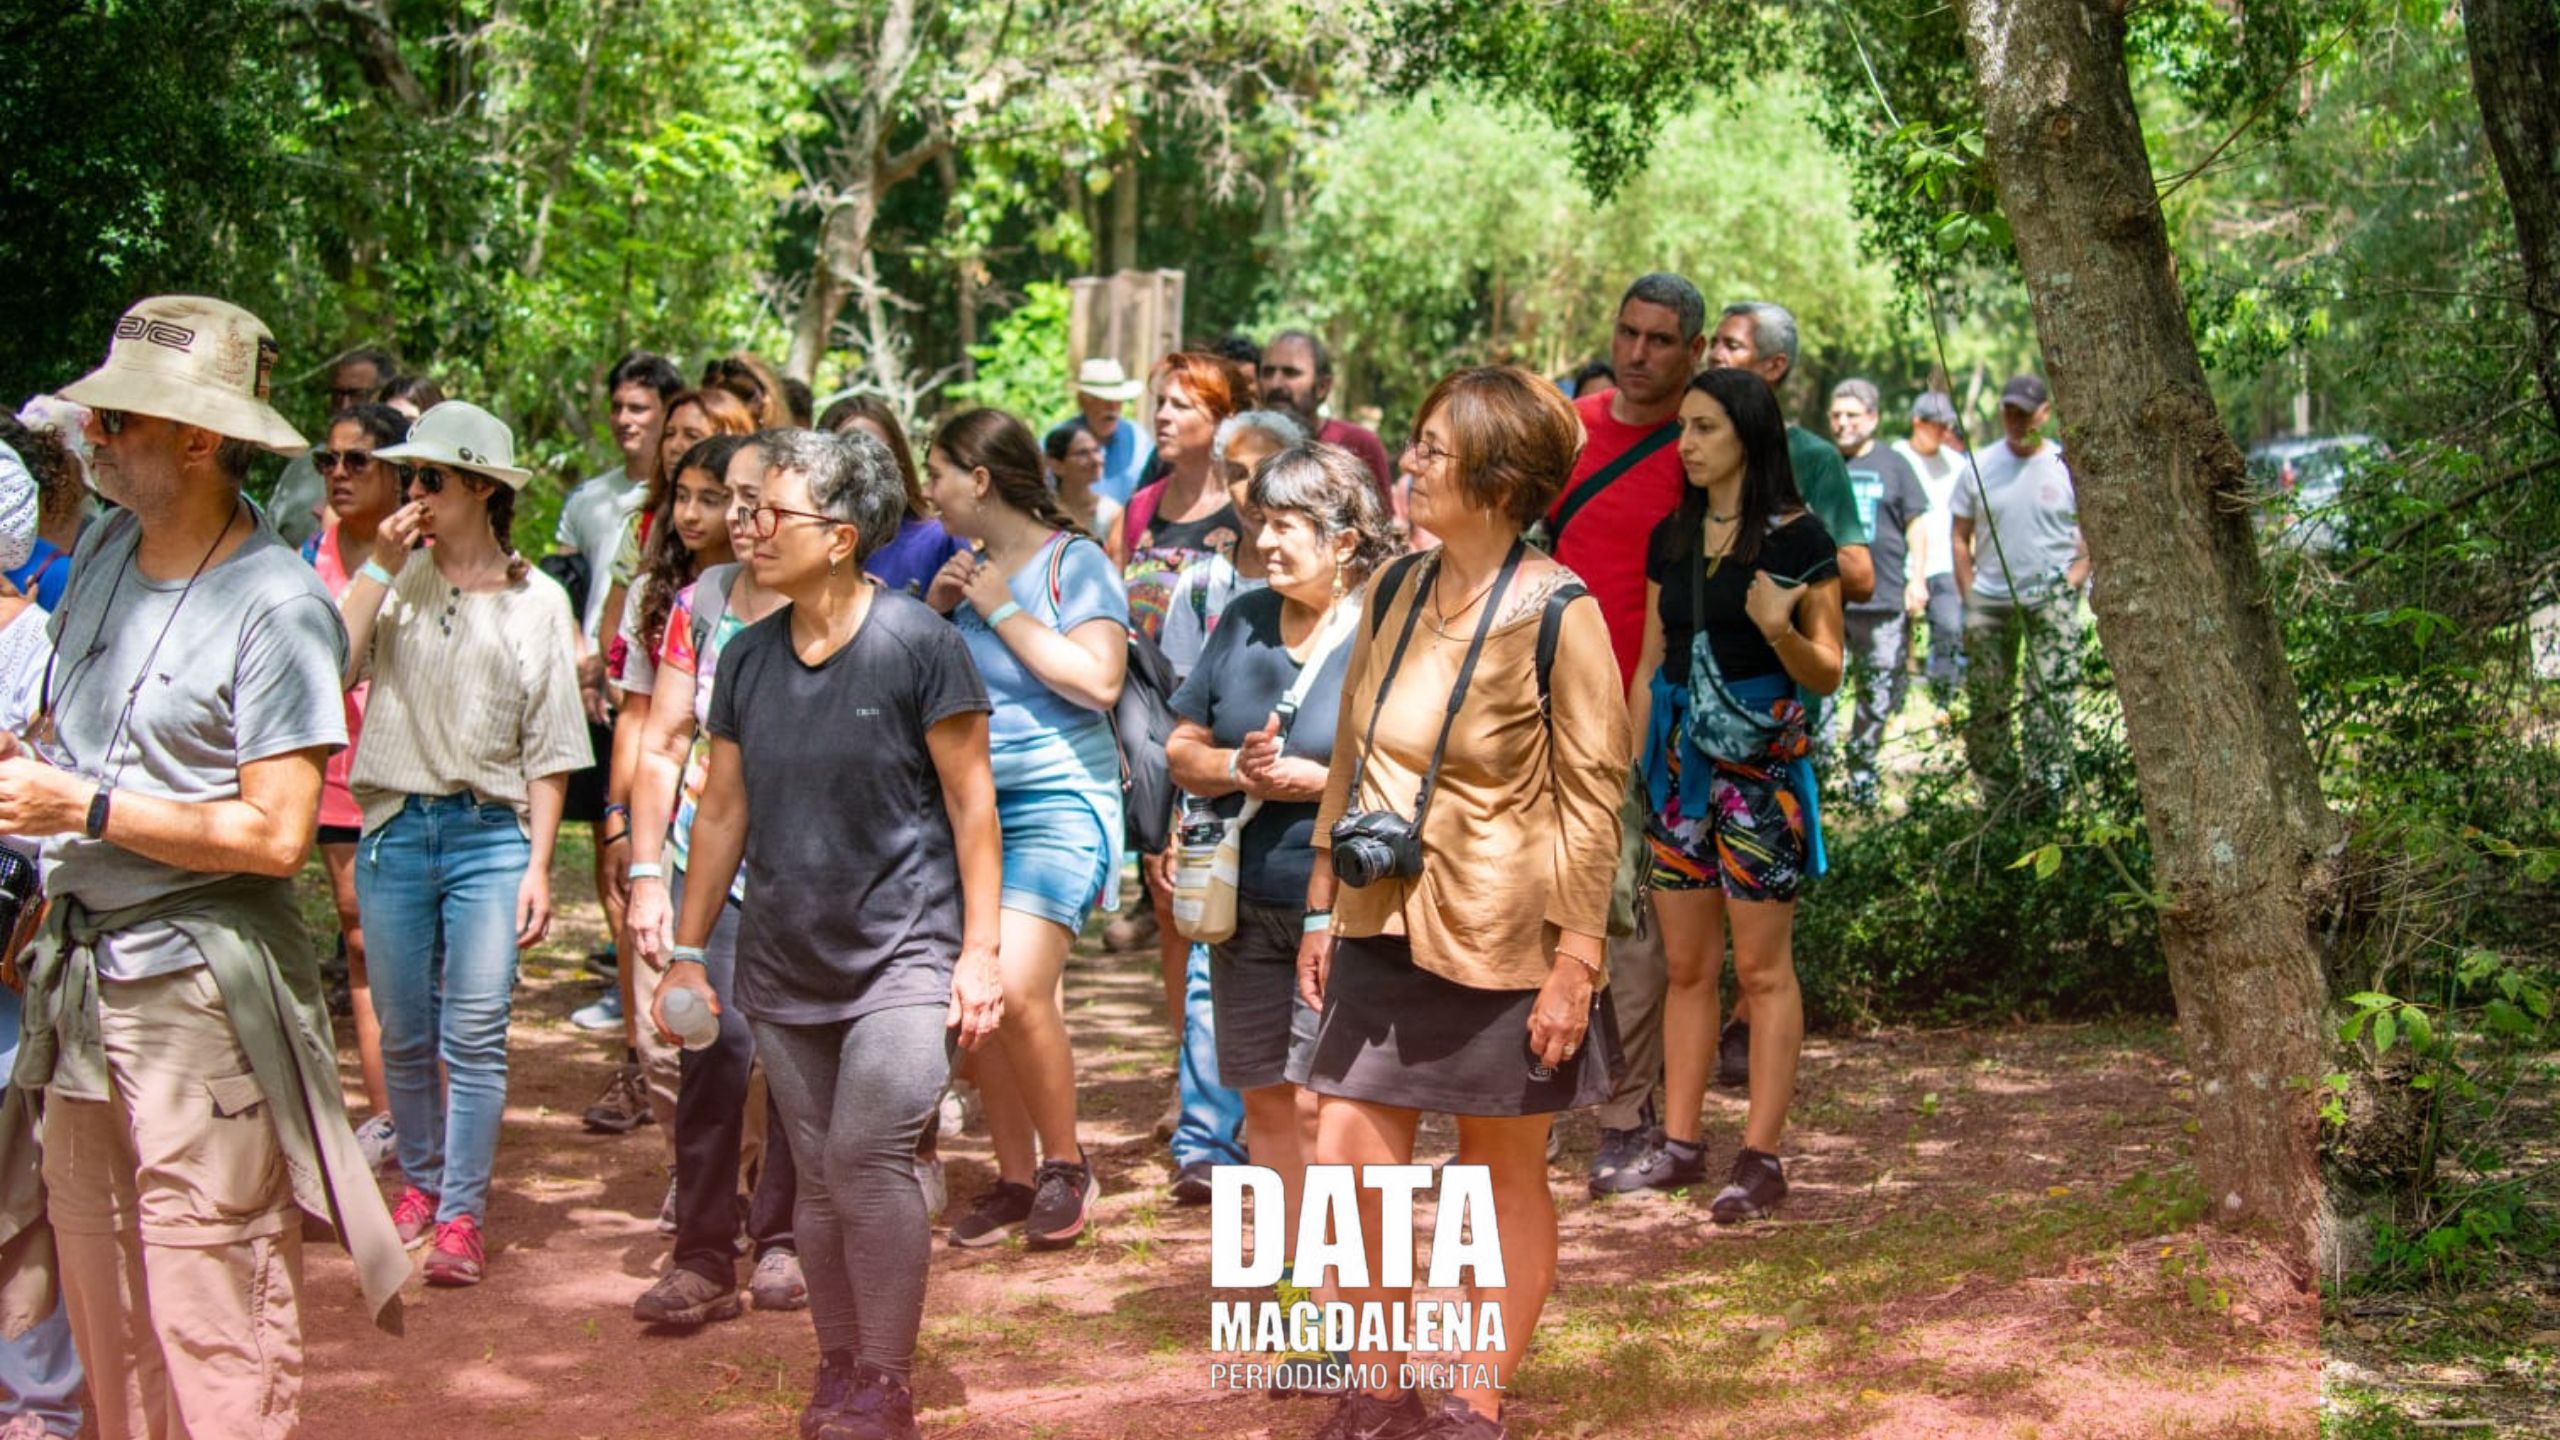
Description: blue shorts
xmin=996 ymin=788 xmax=1117 ymax=934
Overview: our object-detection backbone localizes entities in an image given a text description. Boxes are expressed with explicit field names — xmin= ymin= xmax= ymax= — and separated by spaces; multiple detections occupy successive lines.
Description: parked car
xmin=2247 ymin=433 xmax=2387 ymax=555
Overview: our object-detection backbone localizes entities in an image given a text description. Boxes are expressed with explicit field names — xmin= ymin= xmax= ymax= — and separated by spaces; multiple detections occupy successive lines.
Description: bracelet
xmin=626 ymin=862 xmax=664 ymax=882
xmin=669 ymin=944 xmax=706 ymax=965
xmin=599 ymin=827 xmax=629 ymax=847
xmin=1302 ymin=910 xmax=1333 ymax=934
xmin=358 ymin=559 xmax=397 ymax=587
xmin=603 ymin=802 xmax=630 ymax=820
xmin=1226 ymin=749 xmax=1242 ymax=780
xmin=1558 ymin=949 xmax=1603 ymax=979
xmin=982 ymin=600 xmax=1023 ymax=628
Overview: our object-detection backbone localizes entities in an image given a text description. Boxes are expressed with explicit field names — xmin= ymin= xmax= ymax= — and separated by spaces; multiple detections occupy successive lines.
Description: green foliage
xmin=946 ymin=282 xmax=1072 ymax=426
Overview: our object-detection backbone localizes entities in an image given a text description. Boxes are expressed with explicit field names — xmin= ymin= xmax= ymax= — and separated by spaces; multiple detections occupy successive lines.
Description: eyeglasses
xmin=743 ymin=503 xmax=845 ymax=540
xmin=93 ymin=408 xmax=133 ymax=437
xmin=315 ymin=449 xmax=377 ymax=473
xmin=1403 ymin=437 xmax=1454 ymax=468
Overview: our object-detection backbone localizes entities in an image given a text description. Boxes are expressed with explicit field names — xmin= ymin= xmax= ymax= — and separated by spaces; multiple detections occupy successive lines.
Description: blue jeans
xmin=0 ymin=985 xmax=84 ymax=1437
xmin=357 ymin=793 xmax=531 ymax=1224
xmin=1170 ymin=942 xmax=1246 ymax=1168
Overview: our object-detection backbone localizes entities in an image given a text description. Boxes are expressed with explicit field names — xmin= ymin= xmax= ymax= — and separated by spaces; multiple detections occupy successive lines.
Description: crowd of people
xmin=0 ymin=275 xmax=2088 ymax=1440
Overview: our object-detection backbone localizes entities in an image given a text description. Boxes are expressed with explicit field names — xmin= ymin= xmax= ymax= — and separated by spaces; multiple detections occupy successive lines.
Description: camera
xmin=1328 ymin=808 xmax=1424 ymax=888
xmin=0 ymin=846 xmax=39 ymax=947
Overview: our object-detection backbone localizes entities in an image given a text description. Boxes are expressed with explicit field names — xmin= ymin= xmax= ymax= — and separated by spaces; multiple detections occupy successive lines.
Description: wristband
xmin=1302 ymin=910 xmax=1333 ymax=934
xmin=84 ymin=782 xmax=112 ymax=841
xmin=982 ymin=600 xmax=1023 ymax=628
xmin=669 ymin=944 xmax=707 ymax=965
xmin=1227 ymin=749 xmax=1242 ymax=780
xmin=626 ymin=862 xmax=664 ymax=882
xmin=359 ymin=559 xmax=396 ymax=587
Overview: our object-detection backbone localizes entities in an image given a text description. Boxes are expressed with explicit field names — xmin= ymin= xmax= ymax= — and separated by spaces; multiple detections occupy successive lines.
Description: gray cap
xmin=1912 ymin=391 xmax=1958 ymax=426
xmin=2000 ymin=374 xmax=2051 ymax=412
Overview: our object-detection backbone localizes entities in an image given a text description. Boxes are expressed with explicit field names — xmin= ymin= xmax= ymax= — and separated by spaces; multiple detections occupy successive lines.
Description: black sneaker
xmin=947 ymin=1180 xmax=1034 ymax=1248
xmin=1025 ymin=1157 xmax=1099 ymax=1249
xmin=1169 ymin=1160 xmax=1215 ymax=1206
xmin=1313 ymin=1390 xmax=1434 ymax=1440
xmin=815 ymin=1364 xmax=918 ymax=1440
xmin=799 ymin=1355 xmax=861 ymax=1440
xmin=1427 ymin=1397 xmax=1508 ymax=1439
xmin=1709 ymin=1147 xmax=1788 ymax=1225
xmin=1587 ymin=1122 xmax=1660 ymax=1196
xmin=1717 ymin=1018 xmax=1752 ymax=1089
xmin=630 ymin=1266 xmax=742 ymax=1327
xmin=1613 ymin=1136 xmax=1709 ymax=1194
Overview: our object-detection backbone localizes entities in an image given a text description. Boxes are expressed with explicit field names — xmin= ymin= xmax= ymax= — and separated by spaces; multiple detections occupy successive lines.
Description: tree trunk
xmin=786 ymin=0 xmax=926 ymax=382
xmin=2462 ymin=0 xmax=2560 ymax=435
xmin=1954 ymin=0 xmax=2342 ymax=1262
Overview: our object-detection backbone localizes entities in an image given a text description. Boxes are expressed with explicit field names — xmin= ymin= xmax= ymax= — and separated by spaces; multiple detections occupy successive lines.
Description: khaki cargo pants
xmin=42 ymin=965 xmax=303 ymax=1440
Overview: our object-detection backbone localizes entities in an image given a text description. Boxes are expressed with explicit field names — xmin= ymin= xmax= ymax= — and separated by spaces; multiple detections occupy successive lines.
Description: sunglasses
xmin=315 ymin=449 xmax=379 ymax=473
xmin=408 ymin=466 xmax=453 ymax=494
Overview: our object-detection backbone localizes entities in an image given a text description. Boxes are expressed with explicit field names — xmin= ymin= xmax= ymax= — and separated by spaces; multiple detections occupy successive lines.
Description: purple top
xmin=865 ymin=516 xmax=964 ymax=600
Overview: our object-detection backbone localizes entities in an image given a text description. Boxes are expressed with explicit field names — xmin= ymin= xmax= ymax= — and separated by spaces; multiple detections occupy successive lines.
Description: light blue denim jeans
xmin=356 ymin=792 xmax=531 ymax=1224
xmin=0 ymin=984 xmax=84 ymax=1437
xmin=1171 ymin=941 xmax=1247 ymax=1168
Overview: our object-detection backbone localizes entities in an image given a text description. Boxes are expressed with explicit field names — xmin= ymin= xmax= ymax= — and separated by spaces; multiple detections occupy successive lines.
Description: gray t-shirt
xmin=263 ymin=452 xmax=325 ymax=551
xmin=1949 ymin=441 xmax=2080 ymax=603
xmin=39 ymin=511 xmax=349 ymax=979
xmin=706 ymin=589 xmax=991 ymax=1025
xmin=553 ymin=465 xmax=640 ymax=639
xmin=1844 ymin=444 xmax=1931 ymax=614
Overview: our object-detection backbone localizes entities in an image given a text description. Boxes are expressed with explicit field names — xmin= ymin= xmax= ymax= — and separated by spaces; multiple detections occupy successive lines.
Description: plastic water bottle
xmin=660 ymin=984 xmax=719 ymax=1051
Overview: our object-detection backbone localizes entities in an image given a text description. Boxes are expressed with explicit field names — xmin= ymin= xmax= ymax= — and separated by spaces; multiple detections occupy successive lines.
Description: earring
xmin=829 ymin=556 xmax=841 ymax=577
xmin=1332 ymin=568 xmax=1346 ymax=600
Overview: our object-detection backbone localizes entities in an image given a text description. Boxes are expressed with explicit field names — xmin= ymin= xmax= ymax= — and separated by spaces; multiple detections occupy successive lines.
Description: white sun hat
xmin=374 ymin=400 xmax=533 ymax=489
xmin=57 ymin=295 xmax=307 ymax=454
xmin=1074 ymin=357 xmax=1144 ymax=403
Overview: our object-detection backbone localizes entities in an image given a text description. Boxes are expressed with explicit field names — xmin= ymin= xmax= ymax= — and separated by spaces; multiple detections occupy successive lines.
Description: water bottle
xmin=660 ymin=983 xmax=719 ymax=1051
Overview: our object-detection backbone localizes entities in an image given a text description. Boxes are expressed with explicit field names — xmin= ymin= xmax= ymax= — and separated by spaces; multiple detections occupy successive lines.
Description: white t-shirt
xmin=0 ymin=603 xmax=51 ymax=858
xmin=1894 ymin=439 xmax=1963 ymax=580
xmin=1948 ymin=441 xmax=2079 ymax=603
xmin=554 ymin=466 xmax=642 ymax=639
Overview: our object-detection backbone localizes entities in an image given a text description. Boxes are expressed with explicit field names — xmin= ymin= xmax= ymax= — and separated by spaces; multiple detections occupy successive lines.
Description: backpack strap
xmin=1534 ymin=580 xmax=1588 ymax=717
xmin=1546 ymin=421 xmax=1678 ymax=551
xmin=1364 ymin=551 xmax=1429 ymax=639
xmin=689 ymin=562 xmax=742 ymax=658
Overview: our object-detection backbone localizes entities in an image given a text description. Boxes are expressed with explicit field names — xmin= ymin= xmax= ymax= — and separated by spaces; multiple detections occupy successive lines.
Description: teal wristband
xmin=983 ymin=600 xmax=1023 ymax=628
xmin=359 ymin=559 xmax=396 ymax=587
xmin=669 ymin=944 xmax=707 ymax=964
xmin=1303 ymin=910 xmax=1333 ymax=934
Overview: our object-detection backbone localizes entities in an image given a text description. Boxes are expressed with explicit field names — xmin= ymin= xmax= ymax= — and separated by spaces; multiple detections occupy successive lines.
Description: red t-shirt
xmin=1548 ymin=391 xmax=1686 ymax=688
xmin=1319 ymin=417 xmax=1397 ymax=511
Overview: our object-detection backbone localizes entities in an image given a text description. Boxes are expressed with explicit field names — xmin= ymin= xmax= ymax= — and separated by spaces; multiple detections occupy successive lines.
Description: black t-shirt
xmin=1166 ymin=587 xmax=1357 ymax=909
xmin=1146 ymin=502 xmax=1241 ymax=552
xmin=1845 ymin=445 xmax=1930 ymax=614
xmin=706 ymin=588 xmax=993 ymax=1024
xmin=1646 ymin=510 xmax=1840 ymax=685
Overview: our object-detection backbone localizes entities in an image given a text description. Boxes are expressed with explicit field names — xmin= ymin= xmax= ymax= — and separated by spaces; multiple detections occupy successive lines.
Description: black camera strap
xmin=1343 ymin=539 xmax=1527 ymax=830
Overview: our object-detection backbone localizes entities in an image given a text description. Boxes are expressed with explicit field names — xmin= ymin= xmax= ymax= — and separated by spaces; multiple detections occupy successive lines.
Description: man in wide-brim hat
xmin=0 ymin=295 xmax=407 ymax=1440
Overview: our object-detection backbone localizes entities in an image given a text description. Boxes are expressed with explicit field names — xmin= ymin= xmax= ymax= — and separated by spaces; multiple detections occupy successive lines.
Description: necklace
xmin=32 ymin=498 xmax=243 ymax=781
xmin=1430 ymin=556 xmax=1505 ymax=631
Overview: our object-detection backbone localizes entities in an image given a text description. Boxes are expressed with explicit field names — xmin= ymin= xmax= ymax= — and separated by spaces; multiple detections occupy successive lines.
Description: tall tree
xmin=2461 ymin=0 xmax=2560 ymax=434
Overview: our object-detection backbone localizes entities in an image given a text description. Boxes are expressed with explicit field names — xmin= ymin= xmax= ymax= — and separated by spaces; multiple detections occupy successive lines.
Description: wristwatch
xmin=84 ymin=781 xmax=112 ymax=840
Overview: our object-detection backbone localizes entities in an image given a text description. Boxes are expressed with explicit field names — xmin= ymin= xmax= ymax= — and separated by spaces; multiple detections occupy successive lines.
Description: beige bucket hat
xmin=1075 ymin=357 xmax=1144 ymax=403
xmin=58 ymin=295 xmax=308 ymax=454
xmin=374 ymin=400 xmax=532 ymax=489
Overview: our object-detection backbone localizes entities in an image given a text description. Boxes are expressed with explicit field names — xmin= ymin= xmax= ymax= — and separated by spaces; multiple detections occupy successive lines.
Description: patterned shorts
xmin=1645 ymin=732 xmax=1809 ymax=904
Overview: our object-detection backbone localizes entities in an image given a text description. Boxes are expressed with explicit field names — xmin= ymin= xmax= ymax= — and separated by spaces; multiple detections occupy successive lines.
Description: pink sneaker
xmin=391 ymin=1186 xmax=438 ymax=1249
xmin=423 ymin=1215 xmax=484 ymax=1287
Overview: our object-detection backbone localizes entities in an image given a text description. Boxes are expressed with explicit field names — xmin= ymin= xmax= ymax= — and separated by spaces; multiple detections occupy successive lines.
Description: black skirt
xmin=1306 ymin=934 xmax=1621 ymax=1117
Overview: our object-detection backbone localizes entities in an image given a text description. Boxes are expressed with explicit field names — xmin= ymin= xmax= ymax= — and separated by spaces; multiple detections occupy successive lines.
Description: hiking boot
xmin=749 ymin=1248 xmax=809 ymax=1311
xmin=632 ymin=1266 xmax=742 ymax=1326
xmin=1612 ymin=1135 xmax=1709 ymax=1194
xmin=815 ymin=1364 xmax=918 ymax=1440
xmin=1312 ymin=1389 xmax=1434 ymax=1440
xmin=391 ymin=1185 xmax=438 ymax=1248
xmin=570 ymin=990 xmax=624 ymax=1032
xmin=799 ymin=1355 xmax=861 ymax=1440
xmin=1427 ymin=1398 xmax=1508 ymax=1439
xmin=1716 ymin=1018 xmax=1752 ymax=1089
xmin=354 ymin=1111 xmax=399 ymax=1175
xmin=1025 ymin=1157 xmax=1099 ymax=1249
xmin=1709 ymin=1147 xmax=1788 ymax=1225
xmin=1586 ymin=1120 xmax=1658 ymax=1197
xmin=1169 ymin=1160 xmax=1215 ymax=1206
xmin=582 ymin=1061 xmax=653 ymax=1134
xmin=947 ymin=1180 xmax=1034 ymax=1248
xmin=422 ymin=1215 xmax=486 ymax=1286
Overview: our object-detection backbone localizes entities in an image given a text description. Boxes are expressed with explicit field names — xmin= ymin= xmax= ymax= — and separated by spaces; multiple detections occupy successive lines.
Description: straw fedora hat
xmin=58 ymin=295 xmax=307 ymax=454
xmin=375 ymin=401 xmax=533 ymax=489
xmin=1074 ymin=357 xmax=1144 ymax=403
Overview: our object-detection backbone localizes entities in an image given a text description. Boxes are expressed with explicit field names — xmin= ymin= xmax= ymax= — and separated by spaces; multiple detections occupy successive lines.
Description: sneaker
xmin=1101 ymin=907 xmax=1159 ymax=952
xmin=1709 ymin=1147 xmax=1788 ymax=1225
xmin=1313 ymin=1390 xmax=1434 ymax=1440
xmin=570 ymin=991 xmax=624 ymax=1032
xmin=1025 ymin=1157 xmax=1099 ymax=1249
xmin=917 ymin=1157 xmax=947 ymax=1221
xmin=1716 ymin=1018 xmax=1752 ymax=1089
xmin=816 ymin=1364 xmax=918 ymax=1440
xmin=749 ymin=1248 xmax=809 ymax=1311
xmin=1612 ymin=1136 xmax=1709 ymax=1194
xmin=800 ymin=1355 xmax=861 ymax=1440
xmin=656 ymin=1178 xmax=678 ymax=1235
xmin=585 ymin=945 xmax=619 ymax=981
xmin=582 ymin=1062 xmax=653 ymax=1134
xmin=354 ymin=1111 xmax=398 ymax=1174
xmin=422 ymin=1215 xmax=485 ymax=1286
xmin=632 ymin=1266 xmax=742 ymax=1326
xmin=1586 ymin=1121 xmax=1658 ymax=1197
xmin=1169 ymin=1160 xmax=1215 ymax=1206
xmin=947 ymin=1181 xmax=1034 ymax=1248
xmin=1427 ymin=1398 xmax=1507 ymax=1439
xmin=391 ymin=1185 xmax=439 ymax=1248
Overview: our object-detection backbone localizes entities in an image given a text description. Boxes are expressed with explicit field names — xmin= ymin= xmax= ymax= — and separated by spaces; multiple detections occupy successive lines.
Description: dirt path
xmin=294 ymin=850 xmax=2317 ymax=1439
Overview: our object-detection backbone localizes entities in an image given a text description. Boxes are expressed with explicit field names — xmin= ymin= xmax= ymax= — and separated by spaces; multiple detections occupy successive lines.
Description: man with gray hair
xmin=1709 ymin=301 xmax=1875 ymax=605
xmin=1828 ymin=378 xmax=1932 ymax=805
xmin=1255 ymin=331 xmax=1394 ymax=507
